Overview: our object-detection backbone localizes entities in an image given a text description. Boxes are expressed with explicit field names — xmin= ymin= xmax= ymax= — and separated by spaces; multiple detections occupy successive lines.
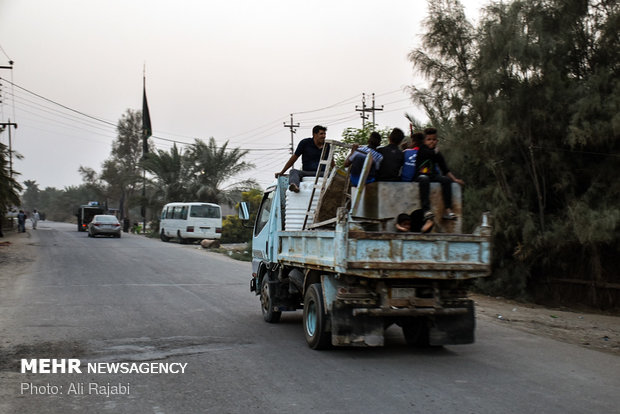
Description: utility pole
xmin=355 ymin=93 xmax=369 ymax=129
xmin=0 ymin=61 xmax=15 ymax=176
xmin=0 ymin=120 xmax=17 ymax=178
xmin=355 ymin=93 xmax=383 ymax=130
xmin=283 ymin=114 xmax=299 ymax=155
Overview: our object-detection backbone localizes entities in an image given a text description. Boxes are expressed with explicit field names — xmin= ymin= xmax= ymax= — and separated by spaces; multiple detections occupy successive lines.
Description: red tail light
xmin=216 ymin=227 xmax=222 ymax=234
xmin=186 ymin=226 xmax=194 ymax=232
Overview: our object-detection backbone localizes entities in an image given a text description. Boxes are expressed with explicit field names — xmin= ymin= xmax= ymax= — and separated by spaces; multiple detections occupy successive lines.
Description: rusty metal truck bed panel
xmin=278 ymin=228 xmax=491 ymax=279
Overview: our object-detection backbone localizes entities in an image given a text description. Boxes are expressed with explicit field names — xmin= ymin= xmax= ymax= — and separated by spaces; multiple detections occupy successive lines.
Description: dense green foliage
xmin=0 ymin=142 xmax=21 ymax=217
xmin=220 ymin=188 xmax=263 ymax=243
xmin=411 ymin=0 xmax=619 ymax=305
xmin=19 ymin=181 xmax=101 ymax=222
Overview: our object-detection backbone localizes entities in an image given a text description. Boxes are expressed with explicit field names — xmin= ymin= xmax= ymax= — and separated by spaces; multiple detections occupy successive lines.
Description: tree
xmin=21 ymin=180 xmax=41 ymax=211
xmin=410 ymin=0 xmax=620 ymax=305
xmin=220 ymin=188 xmax=263 ymax=243
xmin=142 ymin=144 xmax=189 ymax=203
xmin=185 ymin=137 xmax=258 ymax=206
xmin=0 ymin=143 xmax=21 ymax=215
xmin=100 ymin=109 xmax=152 ymax=219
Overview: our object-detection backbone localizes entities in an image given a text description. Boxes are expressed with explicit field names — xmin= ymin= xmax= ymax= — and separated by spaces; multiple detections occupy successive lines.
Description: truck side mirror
xmin=238 ymin=202 xmax=250 ymax=221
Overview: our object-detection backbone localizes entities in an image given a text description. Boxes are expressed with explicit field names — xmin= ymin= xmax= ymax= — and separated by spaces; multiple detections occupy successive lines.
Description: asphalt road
xmin=1 ymin=221 xmax=619 ymax=414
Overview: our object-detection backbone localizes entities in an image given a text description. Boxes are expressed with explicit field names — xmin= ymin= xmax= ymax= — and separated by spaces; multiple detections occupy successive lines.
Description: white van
xmin=160 ymin=202 xmax=222 ymax=243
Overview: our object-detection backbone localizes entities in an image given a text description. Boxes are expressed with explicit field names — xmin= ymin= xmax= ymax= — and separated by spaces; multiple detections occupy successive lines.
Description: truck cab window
xmin=254 ymin=190 xmax=274 ymax=236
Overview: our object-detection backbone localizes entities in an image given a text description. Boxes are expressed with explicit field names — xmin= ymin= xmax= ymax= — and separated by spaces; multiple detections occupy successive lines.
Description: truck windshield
xmin=190 ymin=205 xmax=220 ymax=218
xmin=255 ymin=191 xmax=274 ymax=236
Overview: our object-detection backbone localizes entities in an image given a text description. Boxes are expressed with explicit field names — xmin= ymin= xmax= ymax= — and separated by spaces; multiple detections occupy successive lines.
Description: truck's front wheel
xmin=303 ymin=283 xmax=331 ymax=350
xmin=260 ymin=276 xmax=281 ymax=323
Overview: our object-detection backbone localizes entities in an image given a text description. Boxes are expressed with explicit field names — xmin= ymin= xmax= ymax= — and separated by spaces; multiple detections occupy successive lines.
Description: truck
xmin=241 ymin=140 xmax=492 ymax=349
xmin=75 ymin=201 xmax=105 ymax=232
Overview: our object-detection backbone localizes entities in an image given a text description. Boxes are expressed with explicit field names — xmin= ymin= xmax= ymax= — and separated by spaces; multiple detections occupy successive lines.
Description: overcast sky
xmin=0 ymin=0 xmax=486 ymax=191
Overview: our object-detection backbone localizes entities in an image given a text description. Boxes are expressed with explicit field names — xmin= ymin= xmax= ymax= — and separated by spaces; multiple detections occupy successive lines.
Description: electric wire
xmin=1 ymin=78 xmax=420 ymax=190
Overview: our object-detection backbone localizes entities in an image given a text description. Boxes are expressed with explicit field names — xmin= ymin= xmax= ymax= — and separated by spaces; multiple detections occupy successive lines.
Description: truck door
xmin=252 ymin=189 xmax=276 ymax=272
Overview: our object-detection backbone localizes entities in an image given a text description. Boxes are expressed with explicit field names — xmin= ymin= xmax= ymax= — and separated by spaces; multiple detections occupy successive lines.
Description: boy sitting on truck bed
xmin=414 ymin=128 xmax=464 ymax=221
xmin=344 ymin=131 xmax=384 ymax=186
xmin=396 ymin=209 xmax=434 ymax=233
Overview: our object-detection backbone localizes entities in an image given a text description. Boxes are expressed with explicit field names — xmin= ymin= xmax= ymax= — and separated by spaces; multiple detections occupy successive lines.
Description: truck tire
xmin=260 ymin=276 xmax=281 ymax=323
xmin=160 ymin=230 xmax=170 ymax=242
xmin=303 ymin=283 xmax=331 ymax=350
xmin=402 ymin=318 xmax=431 ymax=347
xmin=177 ymin=231 xmax=188 ymax=244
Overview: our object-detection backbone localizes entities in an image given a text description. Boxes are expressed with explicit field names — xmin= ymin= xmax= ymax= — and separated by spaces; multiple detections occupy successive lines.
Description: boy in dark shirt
xmin=415 ymin=128 xmax=464 ymax=220
xmin=377 ymin=128 xmax=405 ymax=181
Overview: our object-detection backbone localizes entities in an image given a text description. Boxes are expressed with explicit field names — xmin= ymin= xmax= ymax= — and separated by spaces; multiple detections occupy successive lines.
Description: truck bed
xmin=278 ymin=227 xmax=491 ymax=280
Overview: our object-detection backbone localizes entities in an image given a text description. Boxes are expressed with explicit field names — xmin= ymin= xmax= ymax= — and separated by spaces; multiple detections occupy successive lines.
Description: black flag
xmin=142 ymin=78 xmax=152 ymax=156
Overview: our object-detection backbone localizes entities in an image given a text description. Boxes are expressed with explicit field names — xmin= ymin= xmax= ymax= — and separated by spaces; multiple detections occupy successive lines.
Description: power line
xmin=1 ymin=78 xmax=414 ymax=160
xmin=291 ymin=93 xmax=359 ymax=115
xmin=0 ymin=76 xmax=118 ymax=127
xmin=0 ymin=43 xmax=12 ymax=62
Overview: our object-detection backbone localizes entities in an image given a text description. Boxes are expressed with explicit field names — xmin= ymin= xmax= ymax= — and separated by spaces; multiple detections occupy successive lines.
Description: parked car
xmin=88 ymin=215 xmax=121 ymax=238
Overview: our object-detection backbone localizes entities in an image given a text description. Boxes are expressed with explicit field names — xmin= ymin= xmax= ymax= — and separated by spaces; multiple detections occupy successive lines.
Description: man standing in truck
xmin=275 ymin=125 xmax=329 ymax=192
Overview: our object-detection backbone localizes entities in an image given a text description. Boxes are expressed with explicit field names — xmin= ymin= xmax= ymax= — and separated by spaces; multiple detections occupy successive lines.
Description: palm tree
xmin=0 ymin=143 xmax=21 ymax=211
xmin=185 ymin=137 xmax=258 ymax=206
xmin=142 ymin=144 xmax=189 ymax=202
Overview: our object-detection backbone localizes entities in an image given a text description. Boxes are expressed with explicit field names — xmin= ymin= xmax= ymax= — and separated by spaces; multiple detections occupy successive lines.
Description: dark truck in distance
xmin=240 ymin=140 xmax=492 ymax=349
xmin=75 ymin=202 xmax=105 ymax=232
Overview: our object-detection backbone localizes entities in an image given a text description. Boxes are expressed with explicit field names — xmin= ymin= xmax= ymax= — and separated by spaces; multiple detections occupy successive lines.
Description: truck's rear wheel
xmin=260 ymin=276 xmax=281 ymax=323
xmin=303 ymin=283 xmax=331 ymax=350
xmin=402 ymin=318 xmax=431 ymax=347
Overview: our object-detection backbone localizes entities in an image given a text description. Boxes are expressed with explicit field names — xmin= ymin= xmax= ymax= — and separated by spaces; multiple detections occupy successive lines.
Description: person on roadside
xmin=17 ymin=210 xmax=26 ymax=233
xmin=31 ymin=209 xmax=40 ymax=230
xmin=275 ymin=125 xmax=330 ymax=193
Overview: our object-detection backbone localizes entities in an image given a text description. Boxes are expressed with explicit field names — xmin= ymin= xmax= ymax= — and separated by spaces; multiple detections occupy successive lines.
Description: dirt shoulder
xmin=0 ymin=229 xmax=38 ymax=282
xmin=472 ymin=293 xmax=620 ymax=356
xmin=1 ymin=226 xmax=618 ymax=356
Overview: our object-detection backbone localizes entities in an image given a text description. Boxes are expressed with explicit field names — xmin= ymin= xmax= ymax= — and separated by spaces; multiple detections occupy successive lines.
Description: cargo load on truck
xmin=241 ymin=140 xmax=492 ymax=349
